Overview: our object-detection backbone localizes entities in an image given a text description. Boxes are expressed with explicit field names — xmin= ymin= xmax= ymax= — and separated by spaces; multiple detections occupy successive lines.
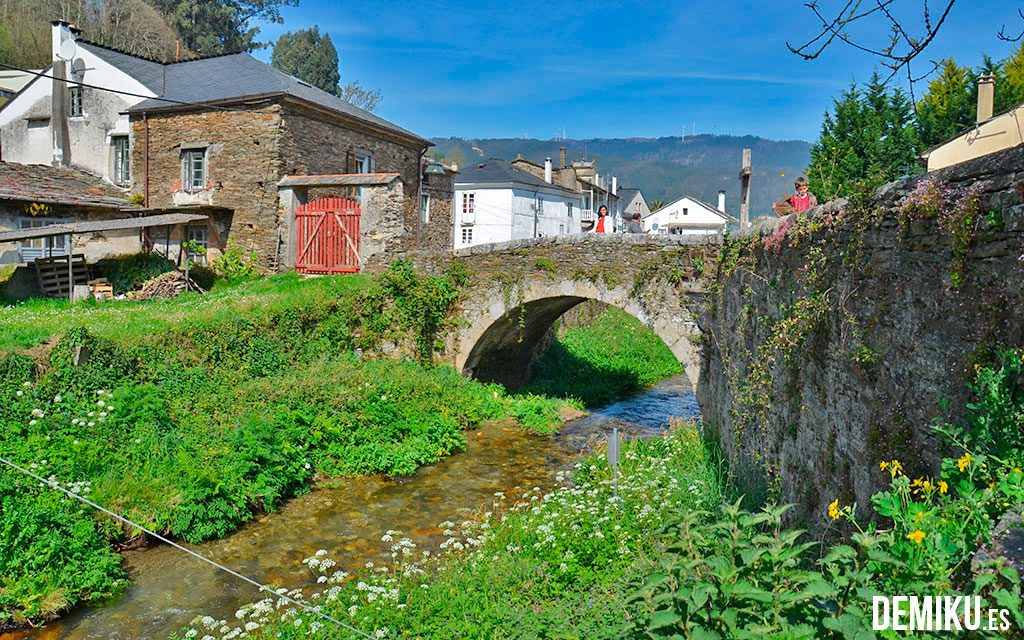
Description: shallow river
xmin=16 ymin=375 xmax=698 ymax=640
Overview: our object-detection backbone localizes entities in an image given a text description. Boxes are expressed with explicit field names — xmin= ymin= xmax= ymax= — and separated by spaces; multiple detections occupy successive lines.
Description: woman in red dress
xmin=595 ymin=205 xmax=610 ymax=233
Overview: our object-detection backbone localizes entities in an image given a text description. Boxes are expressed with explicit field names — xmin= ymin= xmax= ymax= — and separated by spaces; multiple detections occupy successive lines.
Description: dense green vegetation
xmin=188 ymin=352 xmax=1024 ymax=640
xmin=0 ymin=264 xmax=582 ymax=627
xmin=522 ymin=306 xmax=683 ymax=407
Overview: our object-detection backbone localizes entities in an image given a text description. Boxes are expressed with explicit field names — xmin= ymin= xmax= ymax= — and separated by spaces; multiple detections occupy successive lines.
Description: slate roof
xmin=0 ymin=162 xmax=129 ymax=209
xmin=455 ymin=159 xmax=579 ymax=194
xmin=92 ymin=46 xmax=428 ymax=144
xmin=618 ymin=188 xmax=642 ymax=206
xmin=79 ymin=41 xmax=165 ymax=93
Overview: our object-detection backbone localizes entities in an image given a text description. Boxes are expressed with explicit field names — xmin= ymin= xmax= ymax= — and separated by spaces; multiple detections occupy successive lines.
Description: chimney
xmin=50 ymin=20 xmax=75 ymax=167
xmin=718 ymin=189 xmax=726 ymax=213
xmin=977 ymin=75 xmax=995 ymax=123
xmin=559 ymin=146 xmax=567 ymax=168
xmin=611 ymin=176 xmax=618 ymax=196
xmin=544 ymin=158 xmax=553 ymax=183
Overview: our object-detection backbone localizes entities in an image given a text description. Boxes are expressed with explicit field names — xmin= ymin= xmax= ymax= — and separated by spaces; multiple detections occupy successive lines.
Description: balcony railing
xmin=580 ymin=208 xmax=595 ymax=222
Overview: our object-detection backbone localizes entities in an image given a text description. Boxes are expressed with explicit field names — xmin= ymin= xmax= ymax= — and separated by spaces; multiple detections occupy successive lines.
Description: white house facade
xmin=0 ymin=21 xmax=157 ymax=185
xmin=453 ymin=159 xmax=583 ymax=248
xmin=644 ymin=192 xmax=735 ymax=237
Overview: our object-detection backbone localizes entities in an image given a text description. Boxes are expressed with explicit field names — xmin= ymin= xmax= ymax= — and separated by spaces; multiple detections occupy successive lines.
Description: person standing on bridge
xmin=595 ymin=205 xmax=609 ymax=233
xmin=772 ymin=176 xmax=818 ymax=216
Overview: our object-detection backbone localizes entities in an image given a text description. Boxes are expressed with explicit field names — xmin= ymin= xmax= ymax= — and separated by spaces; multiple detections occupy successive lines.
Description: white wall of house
xmin=0 ymin=24 xmax=154 ymax=185
xmin=454 ymin=184 xmax=582 ymax=248
xmin=645 ymin=195 xmax=729 ymax=236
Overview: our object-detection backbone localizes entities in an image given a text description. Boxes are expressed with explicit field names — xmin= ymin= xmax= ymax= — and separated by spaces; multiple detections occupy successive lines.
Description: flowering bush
xmin=762 ymin=216 xmax=796 ymax=253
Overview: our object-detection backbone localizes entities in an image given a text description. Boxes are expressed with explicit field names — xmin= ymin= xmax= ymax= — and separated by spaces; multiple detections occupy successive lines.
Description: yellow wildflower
xmin=913 ymin=512 xmax=924 ymax=523
xmin=923 ymin=480 xmax=933 ymax=491
xmin=828 ymin=499 xmax=840 ymax=521
xmin=912 ymin=478 xmax=923 ymax=488
xmin=880 ymin=461 xmax=889 ymax=471
xmin=891 ymin=460 xmax=903 ymax=474
xmin=938 ymin=481 xmax=948 ymax=494
xmin=957 ymin=453 xmax=974 ymax=472
xmin=907 ymin=530 xmax=926 ymax=545
xmin=1013 ymin=468 xmax=1022 ymax=475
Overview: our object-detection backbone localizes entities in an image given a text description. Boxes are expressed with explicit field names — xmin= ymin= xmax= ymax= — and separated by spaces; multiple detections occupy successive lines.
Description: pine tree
xmin=271 ymin=27 xmax=341 ymax=96
xmin=915 ymin=59 xmax=975 ymax=148
xmin=807 ymin=72 xmax=920 ymax=200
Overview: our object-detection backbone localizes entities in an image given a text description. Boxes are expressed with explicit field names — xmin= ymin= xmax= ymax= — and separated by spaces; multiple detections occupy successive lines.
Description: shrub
xmin=212 ymin=241 xmax=260 ymax=283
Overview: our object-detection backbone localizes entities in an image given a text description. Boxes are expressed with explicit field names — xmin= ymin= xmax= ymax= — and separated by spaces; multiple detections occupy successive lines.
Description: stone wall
xmin=697 ymin=145 xmax=1024 ymax=530
xmin=130 ymin=102 xmax=283 ymax=264
xmin=420 ymin=168 xmax=454 ymax=251
xmin=279 ymin=103 xmax=444 ymax=259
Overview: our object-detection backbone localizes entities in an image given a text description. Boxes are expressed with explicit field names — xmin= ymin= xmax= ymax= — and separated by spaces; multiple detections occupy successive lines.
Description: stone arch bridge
xmin=410 ymin=234 xmax=718 ymax=390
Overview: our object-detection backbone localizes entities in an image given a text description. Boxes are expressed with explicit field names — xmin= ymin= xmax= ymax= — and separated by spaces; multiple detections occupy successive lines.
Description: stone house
xmin=0 ymin=20 xmax=451 ymax=273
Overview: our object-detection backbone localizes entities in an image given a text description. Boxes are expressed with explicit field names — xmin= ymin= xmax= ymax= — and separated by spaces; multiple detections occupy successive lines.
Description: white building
xmin=453 ymin=158 xmax=583 ymax=248
xmin=644 ymin=190 xmax=736 ymax=237
xmin=0 ymin=21 xmax=157 ymax=186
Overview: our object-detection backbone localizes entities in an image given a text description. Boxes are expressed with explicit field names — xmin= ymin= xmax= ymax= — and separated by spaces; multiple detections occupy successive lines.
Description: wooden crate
xmin=88 ymin=277 xmax=113 ymax=296
xmin=34 ymin=254 xmax=90 ymax=297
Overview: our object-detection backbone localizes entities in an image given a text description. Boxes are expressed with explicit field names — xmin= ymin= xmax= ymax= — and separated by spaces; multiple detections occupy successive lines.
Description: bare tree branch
xmin=787 ymin=0 xmax=957 ymax=83
xmin=998 ymin=9 xmax=1024 ymax=42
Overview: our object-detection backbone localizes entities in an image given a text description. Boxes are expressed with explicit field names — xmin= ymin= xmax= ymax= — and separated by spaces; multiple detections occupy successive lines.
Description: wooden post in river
xmin=739 ymin=148 xmax=751 ymax=231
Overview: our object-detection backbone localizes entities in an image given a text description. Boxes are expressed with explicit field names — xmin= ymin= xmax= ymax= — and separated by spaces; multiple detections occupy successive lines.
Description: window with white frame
xmin=69 ymin=86 xmax=83 ymax=117
xmin=461 ymin=193 xmax=475 ymax=223
xmin=355 ymin=153 xmax=374 ymax=173
xmin=186 ymin=225 xmax=208 ymax=265
xmin=461 ymin=226 xmax=473 ymax=245
xmin=111 ymin=136 xmax=130 ymax=186
xmin=181 ymin=148 xmax=207 ymax=192
xmin=420 ymin=194 xmax=430 ymax=224
xmin=567 ymin=203 xmax=573 ymax=218
xmin=17 ymin=217 xmax=72 ymax=261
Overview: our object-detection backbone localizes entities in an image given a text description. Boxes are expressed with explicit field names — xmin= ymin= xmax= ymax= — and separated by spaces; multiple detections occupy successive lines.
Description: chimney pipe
xmin=611 ymin=176 xmax=617 ymax=196
xmin=50 ymin=21 xmax=74 ymax=167
xmin=977 ymin=75 xmax=995 ymax=123
xmin=559 ymin=146 xmax=567 ymax=168
xmin=718 ymin=189 xmax=726 ymax=213
xmin=544 ymin=157 xmax=553 ymax=184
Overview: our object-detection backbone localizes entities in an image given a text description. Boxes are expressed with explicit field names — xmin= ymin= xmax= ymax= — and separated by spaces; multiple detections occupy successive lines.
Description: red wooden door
xmin=295 ymin=197 xmax=361 ymax=274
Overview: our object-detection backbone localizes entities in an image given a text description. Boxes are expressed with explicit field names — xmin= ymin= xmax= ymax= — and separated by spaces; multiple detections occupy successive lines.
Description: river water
xmin=15 ymin=375 xmax=698 ymax=640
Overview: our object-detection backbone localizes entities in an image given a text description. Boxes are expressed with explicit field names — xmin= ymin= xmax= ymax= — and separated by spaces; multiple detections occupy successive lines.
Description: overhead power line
xmin=0 ymin=455 xmax=379 ymax=640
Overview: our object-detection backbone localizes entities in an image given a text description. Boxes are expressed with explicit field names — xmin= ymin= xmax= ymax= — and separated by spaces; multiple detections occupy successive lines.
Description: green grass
xmin=0 ymin=273 xmax=370 ymax=353
xmin=522 ymin=306 xmax=684 ymax=406
xmin=0 ymin=264 xmax=576 ymax=626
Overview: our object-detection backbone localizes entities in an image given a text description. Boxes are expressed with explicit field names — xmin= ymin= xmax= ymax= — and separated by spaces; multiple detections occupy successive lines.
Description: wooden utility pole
xmin=739 ymin=148 xmax=752 ymax=231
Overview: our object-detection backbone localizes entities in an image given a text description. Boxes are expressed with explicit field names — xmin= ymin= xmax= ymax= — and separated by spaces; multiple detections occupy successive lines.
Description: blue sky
xmin=254 ymin=1 xmax=1021 ymax=142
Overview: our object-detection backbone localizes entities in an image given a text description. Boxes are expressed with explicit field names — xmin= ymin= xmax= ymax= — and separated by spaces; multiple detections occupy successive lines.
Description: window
xmin=69 ymin=86 xmax=83 ymax=117
xmin=181 ymin=149 xmax=206 ymax=192
xmin=111 ymin=136 xmax=130 ymax=186
xmin=186 ymin=225 xmax=208 ymax=265
xmin=355 ymin=154 xmax=372 ymax=173
xmin=682 ymin=207 xmax=689 ymax=216
xmin=461 ymin=193 xmax=475 ymax=223
xmin=27 ymin=118 xmax=48 ymax=129
xmin=17 ymin=217 xmax=71 ymax=261
xmin=559 ymin=223 xmax=565 ymax=235
xmin=461 ymin=226 xmax=473 ymax=245
xmin=420 ymin=194 xmax=430 ymax=224
xmin=567 ymin=203 xmax=573 ymax=218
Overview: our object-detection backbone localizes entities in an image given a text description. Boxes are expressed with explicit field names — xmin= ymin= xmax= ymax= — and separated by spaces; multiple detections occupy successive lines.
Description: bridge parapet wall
xmin=407 ymin=234 xmax=718 ymax=390
xmin=698 ymin=144 xmax=1024 ymax=529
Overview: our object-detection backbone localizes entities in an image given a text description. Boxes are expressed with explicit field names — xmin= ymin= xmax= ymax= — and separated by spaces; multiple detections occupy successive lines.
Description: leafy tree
xmin=649 ymin=199 xmax=667 ymax=211
xmin=152 ymin=0 xmax=298 ymax=55
xmin=339 ymin=80 xmax=382 ymax=112
xmin=807 ymin=72 xmax=921 ymax=201
xmin=915 ymin=59 xmax=976 ymax=148
xmin=271 ymin=26 xmax=340 ymax=96
xmin=1000 ymin=42 xmax=1024 ymax=109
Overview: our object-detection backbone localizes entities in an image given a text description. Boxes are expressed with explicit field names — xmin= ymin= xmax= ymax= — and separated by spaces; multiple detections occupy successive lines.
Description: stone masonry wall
xmin=130 ymin=103 xmax=281 ymax=263
xmin=278 ymin=103 xmax=440 ymax=261
xmin=698 ymin=144 xmax=1024 ymax=531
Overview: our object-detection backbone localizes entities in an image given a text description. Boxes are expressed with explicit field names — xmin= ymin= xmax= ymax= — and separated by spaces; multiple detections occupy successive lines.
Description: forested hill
xmin=430 ymin=135 xmax=812 ymax=218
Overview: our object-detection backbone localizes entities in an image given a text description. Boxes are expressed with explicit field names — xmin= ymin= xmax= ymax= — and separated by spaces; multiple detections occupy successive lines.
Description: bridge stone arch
xmin=410 ymin=234 xmax=717 ymax=391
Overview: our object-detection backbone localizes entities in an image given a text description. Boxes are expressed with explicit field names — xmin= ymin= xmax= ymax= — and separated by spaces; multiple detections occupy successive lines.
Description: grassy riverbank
xmin=186 ymin=352 xmax=1024 ymax=640
xmin=523 ymin=306 xmax=683 ymax=407
xmin=0 ymin=265 xmax=590 ymax=627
